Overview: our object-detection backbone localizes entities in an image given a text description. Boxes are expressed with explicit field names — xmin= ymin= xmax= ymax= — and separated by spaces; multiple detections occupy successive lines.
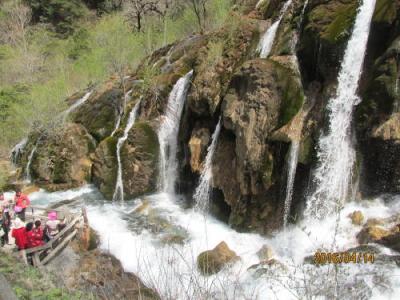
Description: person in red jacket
xmin=26 ymin=222 xmax=44 ymax=248
xmin=11 ymin=218 xmax=27 ymax=250
xmin=14 ymin=188 xmax=30 ymax=221
xmin=31 ymin=220 xmax=44 ymax=247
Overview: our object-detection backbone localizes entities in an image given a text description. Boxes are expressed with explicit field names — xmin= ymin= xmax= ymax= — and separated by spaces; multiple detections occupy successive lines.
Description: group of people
xmin=0 ymin=189 xmax=63 ymax=251
xmin=0 ymin=188 xmax=30 ymax=247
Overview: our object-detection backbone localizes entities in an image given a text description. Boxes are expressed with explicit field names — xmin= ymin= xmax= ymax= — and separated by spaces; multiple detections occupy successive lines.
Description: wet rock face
xmin=188 ymin=127 xmax=210 ymax=173
xmin=356 ymin=36 xmax=400 ymax=196
xmin=31 ymin=123 xmax=96 ymax=190
xmin=73 ymin=86 xmax=123 ymax=141
xmin=91 ymin=136 xmax=118 ymax=200
xmin=121 ymin=122 xmax=159 ymax=200
xmin=209 ymin=58 xmax=302 ymax=233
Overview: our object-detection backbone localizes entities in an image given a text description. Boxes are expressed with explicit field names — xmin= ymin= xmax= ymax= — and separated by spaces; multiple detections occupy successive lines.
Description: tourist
xmin=14 ymin=188 xmax=30 ymax=221
xmin=11 ymin=218 xmax=27 ymax=250
xmin=32 ymin=220 xmax=44 ymax=244
xmin=45 ymin=211 xmax=60 ymax=241
xmin=0 ymin=193 xmax=11 ymax=246
xmin=26 ymin=221 xmax=44 ymax=248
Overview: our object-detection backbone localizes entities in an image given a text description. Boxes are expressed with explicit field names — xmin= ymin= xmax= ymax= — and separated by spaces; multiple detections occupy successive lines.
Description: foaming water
xmin=283 ymin=141 xmax=299 ymax=228
xmin=305 ymin=0 xmax=377 ymax=219
xmin=193 ymin=119 xmax=222 ymax=212
xmin=113 ymin=99 xmax=141 ymax=201
xmin=257 ymin=0 xmax=292 ymax=58
xmin=88 ymin=193 xmax=400 ymax=299
xmin=158 ymin=71 xmax=193 ymax=193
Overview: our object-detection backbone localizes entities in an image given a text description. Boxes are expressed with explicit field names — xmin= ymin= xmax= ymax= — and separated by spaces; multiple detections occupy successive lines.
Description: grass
xmin=0 ymin=250 xmax=90 ymax=299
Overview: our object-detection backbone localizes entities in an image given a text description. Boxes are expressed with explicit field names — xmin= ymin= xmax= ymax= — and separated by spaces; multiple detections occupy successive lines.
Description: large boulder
xmin=73 ymin=84 xmax=123 ymax=141
xmin=91 ymin=136 xmax=118 ymax=199
xmin=356 ymin=225 xmax=391 ymax=244
xmin=29 ymin=123 xmax=96 ymax=190
xmin=197 ymin=242 xmax=239 ymax=275
xmin=120 ymin=122 xmax=159 ymax=199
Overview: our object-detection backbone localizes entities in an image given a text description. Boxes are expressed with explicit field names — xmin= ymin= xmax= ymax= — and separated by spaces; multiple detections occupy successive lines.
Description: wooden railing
xmin=20 ymin=207 xmax=84 ymax=267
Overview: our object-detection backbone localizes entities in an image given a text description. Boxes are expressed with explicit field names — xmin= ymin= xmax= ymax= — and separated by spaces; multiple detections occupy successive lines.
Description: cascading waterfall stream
xmin=158 ymin=70 xmax=193 ymax=193
xmin=305 ymin=0 xmax=377 ymax=219
xmin=63 ymin=91 xmax=92 ymax=117
xmin=194 ymin=119 xmax=222 ymax=212
xmin=283 ymin=140 xmax=300 ymax=228
xmin=111 ymin=90 xmax=132 ymax=137
xmin=257 ymin=0 xmax=293 ymax=58
xmin=10 ymin=138 xmax=27 ymax=166
xmin=112 ymin=99 xmax=141 ymax=201
xmin=25 ymin=144 xmax=37 ymax=183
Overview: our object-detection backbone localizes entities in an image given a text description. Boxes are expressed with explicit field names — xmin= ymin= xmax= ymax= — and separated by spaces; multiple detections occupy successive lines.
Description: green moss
xmin=104 ymin=135 xmax=118 ymax=154
xmin=272 ymin=61 xmax=304 ymax=127
xmin=308 ymin=0 xmax=358 ymax=44
xmin=298 ymin=136 xmax=314 ymax=165
xmin=373 ymin=0 xmax=397 ymax=24
xmin=134 ymin=122 xmax=159 ymax=159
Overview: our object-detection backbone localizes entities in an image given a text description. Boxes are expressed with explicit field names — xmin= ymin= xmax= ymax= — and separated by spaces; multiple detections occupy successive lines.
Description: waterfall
xmin=112 ymin=100 xmax=141 ymax=201
xmin=10 ymin=138 xmax=27 ymax=166
xmin=64 ymin=91 xmax=92 ymax=116
xmin=283 ymin=141 xmax=300 ymax=227
xmin=257 ymin=0 xmax=292 ymax=58
xmin=158 ymin=70 xmax=193 ymax=194
xmin=25 ymin=145 xmax=37 ymax=183
xmin=111 ymin=90 xmax=132 ymax=137
xmin=305 ymin=0 xmax=377 ymax=219
xmin=110 ymin=114 xmax=122 ymax=137
xmin=299 ymin=0 xmax=309 ymax=29
xmin=194 ymin=119 xmax=222 ymax=212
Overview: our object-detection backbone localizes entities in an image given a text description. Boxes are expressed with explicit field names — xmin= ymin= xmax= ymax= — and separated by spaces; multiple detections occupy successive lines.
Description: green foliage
xmin=27 ymin=0 xmax=88 ymax=36
xmin=0 ymin=0 xmax=233 ymax=155
xmin=0 ymin=251 xmax=90 ymax=299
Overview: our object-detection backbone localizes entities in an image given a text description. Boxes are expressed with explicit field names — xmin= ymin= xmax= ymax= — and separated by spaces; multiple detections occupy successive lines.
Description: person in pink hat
xmin=44 ymin=211 xmax=60 ymax=241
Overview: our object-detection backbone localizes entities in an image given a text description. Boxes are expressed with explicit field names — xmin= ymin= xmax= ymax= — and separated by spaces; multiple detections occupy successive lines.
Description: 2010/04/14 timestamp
xmin=314 ymin=251 xmax=375 ymax=264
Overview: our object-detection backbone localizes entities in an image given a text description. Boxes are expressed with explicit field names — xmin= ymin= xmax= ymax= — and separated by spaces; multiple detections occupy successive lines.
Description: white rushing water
xmin=158 ymin=70 xmax=193 ymax=193
xmin=10 ymin=138 xmax=27 ymax=165
xmin=112 ymin=100 xmax=141 ymax=201
xmin=283 ymin=140 xmax=300 ymax=228
xmin=111 ymin=89 xmax=133 ymax=137
xmin=257 ymin=0 xmax=292 ymax=58
xmin=299 ymin=0 xmax=309 ymax=28
xmin=64 ymin=91 xmax=92 ymax=116
xmin=194 ymin=119 xmax=222 ymax=212
xmin=305 ymin=0 xmax=376 ymax=220
xmin=87 ymin=192 xmax=400 ymax=300
xmin=25 ymin=144 xmax=37 ymax=183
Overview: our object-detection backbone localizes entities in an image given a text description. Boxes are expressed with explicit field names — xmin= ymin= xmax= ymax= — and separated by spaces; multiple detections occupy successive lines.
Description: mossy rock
xmin=373 ymin=0 xmax=398 ymax=24
xmin=119 ymin=122 xmax=160 ymax=199
xmin=73 ymin=87 xmax=122 ymax=141
xmin=92 ymin=136 xmax=118 ymax=200
xmin=307 ymin=0 xmax=358 ymax=44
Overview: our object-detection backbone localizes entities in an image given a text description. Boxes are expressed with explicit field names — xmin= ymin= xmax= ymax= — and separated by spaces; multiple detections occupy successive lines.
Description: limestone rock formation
xmin=30 ymin=123 xmax=96 ymax=190
xmin=197 ymin=241 xmax=239 ymax=275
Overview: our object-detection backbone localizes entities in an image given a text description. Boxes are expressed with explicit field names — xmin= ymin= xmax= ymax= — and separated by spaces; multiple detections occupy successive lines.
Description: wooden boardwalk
xmin=21 ymin=206 xmax=84 ymax=267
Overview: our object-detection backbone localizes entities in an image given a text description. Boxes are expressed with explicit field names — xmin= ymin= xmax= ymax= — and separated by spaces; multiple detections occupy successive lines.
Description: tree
xmin=123 ymin=0 xmax=165 ymax=32
xmin=188 ymin=0 xmax=209 ymax=33
xmin=26 ymin=0 xmax=87 ymax=36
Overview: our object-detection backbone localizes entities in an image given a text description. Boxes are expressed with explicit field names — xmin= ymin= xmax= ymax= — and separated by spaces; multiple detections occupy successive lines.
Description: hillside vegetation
xmin=0 ymin=0 xmax=232 ymax=157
